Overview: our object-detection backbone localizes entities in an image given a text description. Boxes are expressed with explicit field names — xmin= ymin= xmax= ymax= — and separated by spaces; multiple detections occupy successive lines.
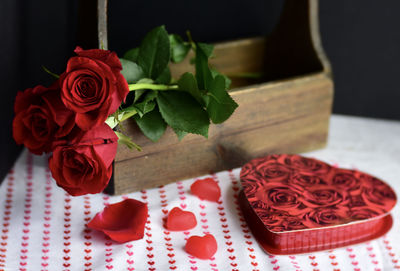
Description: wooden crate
xmin=80 ymin=0 xmax=333 ymax=194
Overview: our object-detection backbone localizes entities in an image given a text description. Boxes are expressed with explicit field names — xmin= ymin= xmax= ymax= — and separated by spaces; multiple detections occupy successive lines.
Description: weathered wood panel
xmin=113 ymin=73 xmax=333 ymax=194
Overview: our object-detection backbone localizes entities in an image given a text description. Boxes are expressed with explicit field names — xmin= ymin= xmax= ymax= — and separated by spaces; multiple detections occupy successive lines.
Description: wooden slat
xmin=113 ymin=72 xmax=333 ymax=194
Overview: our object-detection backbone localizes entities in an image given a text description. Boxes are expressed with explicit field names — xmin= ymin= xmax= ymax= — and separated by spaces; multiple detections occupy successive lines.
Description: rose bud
xmin=13 ymin=83 xmax=75 ymax=155
xmin=60 ymin=47 xmax=129 ymax=130
xmin=88 ymin=198 xmax=148 ymax=243
xmin=48 ymin=123 xmax=118 ymax=196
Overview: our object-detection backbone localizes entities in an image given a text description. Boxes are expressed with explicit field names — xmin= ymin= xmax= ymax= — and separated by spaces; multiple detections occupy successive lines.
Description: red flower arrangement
xmin=13 ymin=26 xmax=237 ymax=197
xmin=13 ymin=47 xmax=126 ymax=196
xmin=12 ymin=26 xmax=231 ymax=250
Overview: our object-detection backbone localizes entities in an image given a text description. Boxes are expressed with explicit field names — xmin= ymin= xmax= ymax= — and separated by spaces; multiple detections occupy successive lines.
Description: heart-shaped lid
xmin=240 ymin=154 xmax=396 ymax=233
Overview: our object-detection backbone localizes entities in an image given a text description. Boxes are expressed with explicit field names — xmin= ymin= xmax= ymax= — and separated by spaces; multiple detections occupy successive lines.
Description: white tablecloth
xmin=1 ymin=115 xmax=400 ymax=271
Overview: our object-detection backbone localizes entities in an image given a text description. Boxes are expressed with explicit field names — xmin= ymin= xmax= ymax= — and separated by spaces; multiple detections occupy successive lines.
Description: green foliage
xmin=132 ymin=90 xmax=158 ymax=117
xmin=177 ymin=72 xmax=204 ymax=105
xmin=169 ymin=34 xmax=191 ymax=63
xmin=195 ymin=43 xmax=213 ymax=90
xmin=157 ymin=91 xmax=209 ymax=138
xmin=172 ymin=127 xmax=187 ymax=141
xmin=115 ymin=25 xmax=238 ymax=145
xmin=123 ymin=48 xmax=140 ymax=62
xmin=155 ymin=67 xmax=171 ymax=84
xmin=205 ymin=75 xmax=238 ymax=124
xmin=115 ymin=131 xmax=142 ymax=151
xmin=135 ymin=108 xmax=167 ymax=142
xmin=138 ymin=26 xmax=170 ymax=79
xmin=120 ymin=59 xmax=144 ymax=83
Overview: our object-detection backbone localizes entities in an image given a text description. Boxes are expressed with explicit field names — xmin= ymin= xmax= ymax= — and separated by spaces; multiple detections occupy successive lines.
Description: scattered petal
xmin=166 ymin=207 xmax=197 ymax=231
xmin=87 ymin=198 xmax=148 ymax=243
xmin=191 ymin=178 xmax=221 ymax=202
xmin=185 ymin=234 xmax=218 ymax=259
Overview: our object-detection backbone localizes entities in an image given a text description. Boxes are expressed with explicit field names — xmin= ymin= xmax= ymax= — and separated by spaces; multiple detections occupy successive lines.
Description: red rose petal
xmin=166 ymin=207 xmax=197 ymax=231
xmin=49 ymin=123 xmax=118 ymax=196
xmin=190 ymin=178 xmax=221 ymax=202
xmin=87 ymin=199 xmax=148 ymax=243
xmin=185 ymin=234 xmax=217 ymax=259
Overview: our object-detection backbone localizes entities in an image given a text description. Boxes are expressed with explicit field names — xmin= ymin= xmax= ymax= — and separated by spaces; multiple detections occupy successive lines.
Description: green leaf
xmin=169 ymin=34 xmax=191 ymax=63
xmin=155 ymin=67 xmax=171 ymax=84
xmin=210 ymin=69 xmax=231 ymax=89
xmin=172 ymin=127 xmax=187 ymax=141
xmin=143 ymin=89 xmax=158 ymax=101
xmin=134 ymin=89 xmax=146 ymax=103
xmin=195 ymin=43 xmax=213 ymax=90
xmin=177 ymin=72 xmax=204 ymax=105
xmin=138 ymin=25 xmax=170 ymax=79
xmin=197 ymin=43 xmax=214 ymax=58
xmin=132 ymin=100 xmax=156 ymax=118
xmin=120 ymin=59 xmax=145 ymax=83
xmin=133 ymin=79 xmax=156 ymax=102
xmin=205 ymin=75 xmax=238 ymax=124
xmin=133 ymin=90 xmax=158 ymax=115
xmin=123 ymin=48 xmax=140 ymax=62
xmin=157 ymin=91 xmax=209 ymax=138
xmin=115 ymin=131 xmax=142 ymax=151
xmin=135 ymin=108 xmax=167 ymax=142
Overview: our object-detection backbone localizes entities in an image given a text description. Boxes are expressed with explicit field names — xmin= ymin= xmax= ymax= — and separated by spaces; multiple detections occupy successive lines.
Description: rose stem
xmin=128 ymin=83 xmax=178 ymax=91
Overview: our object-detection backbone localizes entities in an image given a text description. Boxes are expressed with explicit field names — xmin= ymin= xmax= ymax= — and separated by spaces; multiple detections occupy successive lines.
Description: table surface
xmin=1 ymin=114 xmax=400 ymax=271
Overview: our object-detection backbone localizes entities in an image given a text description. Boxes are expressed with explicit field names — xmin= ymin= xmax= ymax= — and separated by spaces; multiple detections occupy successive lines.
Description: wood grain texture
xmin=103 ymin=0 xmax=335 ymax=194
xmin=113 ymin=72 xmax=333 ymax=194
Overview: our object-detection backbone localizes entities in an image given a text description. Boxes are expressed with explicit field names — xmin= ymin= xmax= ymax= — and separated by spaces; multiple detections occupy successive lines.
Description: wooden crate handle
xmin=98 ymin=0 xmax=108 ymax=50
xmin=262 ymin=0 xmax=331 ymax=80
xmin=76 ymin=0 xmax=108 ymax=50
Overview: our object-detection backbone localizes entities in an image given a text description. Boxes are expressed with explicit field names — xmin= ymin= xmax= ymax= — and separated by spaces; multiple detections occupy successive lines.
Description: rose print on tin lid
xmin=239 ymin=154 xmax=396 ymax=255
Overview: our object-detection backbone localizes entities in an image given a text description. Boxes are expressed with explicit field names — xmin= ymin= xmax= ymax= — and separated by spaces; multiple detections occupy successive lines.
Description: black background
xmin=1 ymin=0 xmax=400 ymax=182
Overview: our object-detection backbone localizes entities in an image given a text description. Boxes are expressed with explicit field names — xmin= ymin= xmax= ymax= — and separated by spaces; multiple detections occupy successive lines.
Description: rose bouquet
xmin=12 ymin=26 xmax=238 ymax=196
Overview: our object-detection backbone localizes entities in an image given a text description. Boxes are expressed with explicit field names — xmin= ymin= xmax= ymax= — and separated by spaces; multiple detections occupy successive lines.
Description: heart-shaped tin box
xmin=239 ymin=154 xmax=396 ymax=255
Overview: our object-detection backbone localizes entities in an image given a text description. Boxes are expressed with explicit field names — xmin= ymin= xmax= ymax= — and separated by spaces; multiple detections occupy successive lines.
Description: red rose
xmin=304 ymin=207 xmax=347 ymax=227
xmin=255 ymin=183 xmax=304 ymax=213
xmin=347 ymin=195 xmax=366 ymax=208
xmin=13 ymin=83 xmax=75 ymax=154
xmin=242 ymin=179 xmax=262 ymax=198
xmin=269 ymin=216 xmax=307 ymax=232
xmin=283 ymin=155 xmax=331 ymax=175
xmin=60 ymin=47 xmax=129 ymax=130
xmin=240 ymin=157 xmax=269 ymax=178
xmin=88 ymin=198 xmax=148 ymax=243
xmin=360 ymin=172 xmax=395 ymax=190
xmin=330 ymin=169 xmax=361 ymax=194
xmin=49 ymin=123 xmax=118 ymax=196
xmin=361 ymin=186 xmax=397 ymax=209
xmin=348 ymin=207 xmax=382 ymax=220
xmin=300 ymin=186 xmax=348 ymax=208
xmin=253 ymin=207 xmax=307 ymax=232
xmin=256 ymin=161 xmax=292 ymax=182
xmin=288 ymin=173 xmax=326 ymax=188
